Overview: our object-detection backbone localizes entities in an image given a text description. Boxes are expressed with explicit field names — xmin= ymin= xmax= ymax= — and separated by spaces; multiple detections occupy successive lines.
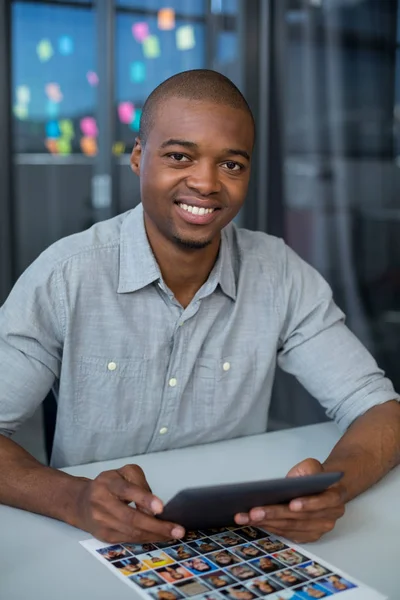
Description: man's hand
xmin=234 ymin=458 xmax=346 ymax=543
xmin=75 ymin=464 xmax=185 ymax=544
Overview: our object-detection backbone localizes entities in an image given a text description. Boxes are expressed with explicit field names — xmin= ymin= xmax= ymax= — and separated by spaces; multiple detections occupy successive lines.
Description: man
xmin=0 ymin=70 xmax=399 ymax=546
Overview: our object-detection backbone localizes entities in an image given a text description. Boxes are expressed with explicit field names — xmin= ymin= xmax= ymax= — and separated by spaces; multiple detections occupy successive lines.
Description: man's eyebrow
xmin=223 ymin=148 xmax=250 ymax=161
xmin=160 ymin=138 xmax=198 ymax=150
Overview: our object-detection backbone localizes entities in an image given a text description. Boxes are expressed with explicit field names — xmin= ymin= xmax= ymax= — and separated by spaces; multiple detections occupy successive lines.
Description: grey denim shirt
xmin=0 ymin=204 xmax=398 ymax=467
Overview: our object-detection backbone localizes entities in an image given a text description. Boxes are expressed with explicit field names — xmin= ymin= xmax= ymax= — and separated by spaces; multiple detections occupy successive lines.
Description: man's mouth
xmin=173 ymin=199 xmax=221 ymax=225
xmin=176 ymin=202 xmax=217 ymax=216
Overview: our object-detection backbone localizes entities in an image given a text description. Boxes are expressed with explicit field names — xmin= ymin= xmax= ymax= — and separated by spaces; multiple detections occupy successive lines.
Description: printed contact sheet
xmin=80 ymin=525 xmax=386 ymax=599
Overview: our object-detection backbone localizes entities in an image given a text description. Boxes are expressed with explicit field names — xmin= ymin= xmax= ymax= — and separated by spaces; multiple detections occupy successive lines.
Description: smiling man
xmin=0 ymin=70 xmax=399 ymax=545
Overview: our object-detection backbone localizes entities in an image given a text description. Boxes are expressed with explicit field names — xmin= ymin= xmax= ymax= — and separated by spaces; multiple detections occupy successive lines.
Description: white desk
xmin=0 ymin=423 xmax=398 ymax=600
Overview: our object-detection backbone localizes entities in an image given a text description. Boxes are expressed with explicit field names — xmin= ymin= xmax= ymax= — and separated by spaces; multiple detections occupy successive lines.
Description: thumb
xmin=286 ymin=457 xmax=324 ymax=478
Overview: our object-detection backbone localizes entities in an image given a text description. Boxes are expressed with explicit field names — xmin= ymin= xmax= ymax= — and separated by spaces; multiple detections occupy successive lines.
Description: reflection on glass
xmin=116 ymin=0 xmax=206 ymax=16
xmin=282 ymin=0 xmax=400 ymax=397
xmin=12 ymin=2 xmax=95 ymax=155
xmin=115 ymin=4 xmax=206 ymax=153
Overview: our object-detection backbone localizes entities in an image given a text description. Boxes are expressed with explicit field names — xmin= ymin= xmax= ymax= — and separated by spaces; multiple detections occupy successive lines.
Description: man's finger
xmin=93 ymin=495 xmax=184 ymax=542
xmin=129 ymin=508 xmax=185 ymax=541
xmin=118 ymin=464 xmax=152 ymax=492
xmin=104 ymin=471 xmax=163 ymax=515
xmin=237 ymin=489 xmax=343 ymax=524
xmin=288 ymin=488 xmax=344 ymax=512
xmin=238 ymin=505 xmax=344 ymax=524
xmin=286 ymin=458 xmax=323 ymax=478
xmin=255 ymin=518 xmax=336 ymax=534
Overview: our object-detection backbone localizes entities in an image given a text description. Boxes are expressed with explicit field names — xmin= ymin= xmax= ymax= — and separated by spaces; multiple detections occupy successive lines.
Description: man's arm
xmin=322 ymin=399 xmax=400 ymax=501
xmin=235 ymin=244 xmax=400 ymax=541
xmin=235 ymin=400 xmax=400 ymax=543
xmin=0 ymin=253 xmax=184 ymax=543
xmin=0 ymin=433 xmax=185 ymax=542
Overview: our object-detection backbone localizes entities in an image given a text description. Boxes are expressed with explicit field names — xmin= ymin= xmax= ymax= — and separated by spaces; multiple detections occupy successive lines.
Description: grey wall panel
xmin=14 ymin=161 xmax=93 ymax=274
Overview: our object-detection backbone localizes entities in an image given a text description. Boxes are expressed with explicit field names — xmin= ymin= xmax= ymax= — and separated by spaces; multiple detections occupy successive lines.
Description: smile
xmin=177 ymin=203 xmax=216 ymax=215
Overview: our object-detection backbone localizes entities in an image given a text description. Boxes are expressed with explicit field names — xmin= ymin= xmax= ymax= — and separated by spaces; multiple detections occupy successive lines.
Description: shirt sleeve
xmin=277 ymin=243 xmax=400 ymax=431
xmin=0 ymin=252 xmax=64 ymax=436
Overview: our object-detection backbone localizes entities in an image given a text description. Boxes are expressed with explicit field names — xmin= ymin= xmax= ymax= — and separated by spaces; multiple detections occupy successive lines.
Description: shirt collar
xmin=118 ymin=203 xmax=237 ymax=301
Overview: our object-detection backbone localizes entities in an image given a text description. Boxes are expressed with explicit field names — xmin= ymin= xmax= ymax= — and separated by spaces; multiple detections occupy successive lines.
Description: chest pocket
xmin=73 ymin=356 xmax=148 ymax=432
xmin=193 ymin=350 xmax=257 ymax=431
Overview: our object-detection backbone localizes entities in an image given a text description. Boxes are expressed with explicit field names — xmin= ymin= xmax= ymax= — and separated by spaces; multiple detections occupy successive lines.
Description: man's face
xmin=131 ymin=98 xmax=253 ymax=251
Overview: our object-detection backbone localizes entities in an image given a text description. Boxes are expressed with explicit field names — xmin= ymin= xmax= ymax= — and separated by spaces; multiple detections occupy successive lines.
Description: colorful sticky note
xmin=118 ymin=102 xmax=135 ymax=125
xmin=59 ymin=119 xmax=74 ymax=139
xmin=142 ymin=35 xmax=160 ymax=59
xmin=176 ymin=25 xmax=196 ymax=50
xmin=129 ymin=108 xmax=142 ymax=132
xmin=132 ymin=22 xmax=149 ymax=43
xmin=158 ymin=8 xmax=175 ymax=31
xmin=112 ymin=141 xmax=126 ymax=155
xmin=37 ymin=39 xmax=54 ymax=62
xmin=45 ymin=138 xmax=59 ymax=154
xmin=46 ymin=120 xmax=61 ymax=139
xmin=86 ymin=71 xmax=99 ymax=86
xmin=46 ymin=100 xmax=60 ymax=118
xmin=57 ymin=138 xmax=72 ymax=155
xmin=130 ymin=61 xmax=146 ymax=83
xmin=58 ymin=35 xmax=74 ymax=56
xmin=80 ymin=136 xmax=98 ymax=156
xmin=13 ymin=104 xmax=28 ymax=120
xmin=16 ymin=86 xmax=30 ymax=105
xmin=45 ymin=83 xmax=63 ymax=103
xmin=80 ymin=117 xmax=98 ymax=137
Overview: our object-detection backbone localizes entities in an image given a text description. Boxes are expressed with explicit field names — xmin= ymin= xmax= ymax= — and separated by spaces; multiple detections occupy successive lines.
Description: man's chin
xmin=172 ymin=235 xmax=212 ymax=250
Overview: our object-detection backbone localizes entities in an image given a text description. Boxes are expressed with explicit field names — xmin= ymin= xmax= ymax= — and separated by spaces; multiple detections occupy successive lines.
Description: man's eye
xmin=169 ymin=153 xmax=190 ymax=162
xmin=223 ymin=161 xmax=241 ymax=171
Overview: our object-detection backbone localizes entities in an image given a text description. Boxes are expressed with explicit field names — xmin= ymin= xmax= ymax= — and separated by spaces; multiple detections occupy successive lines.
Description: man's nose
xmin=186 ymin=161 xmax=221 ymax=196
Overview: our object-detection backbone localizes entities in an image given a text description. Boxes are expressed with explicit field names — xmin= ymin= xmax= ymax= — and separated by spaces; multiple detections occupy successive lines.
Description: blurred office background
xmin=0 ymin=0 xmax=399 ymax=462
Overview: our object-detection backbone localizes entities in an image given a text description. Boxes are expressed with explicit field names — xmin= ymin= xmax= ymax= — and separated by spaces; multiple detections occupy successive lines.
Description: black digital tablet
xmin=159 ymin=471 xmax=343 ymax=530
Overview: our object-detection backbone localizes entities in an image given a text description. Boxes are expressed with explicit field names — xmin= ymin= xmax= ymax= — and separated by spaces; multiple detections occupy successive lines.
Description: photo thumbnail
xmin=156 ymin=564 xmax=194 ymax=583
xmin=254 ymin=538 xmax=288 ymax=554
xmin=211 ymin=533 xmax=246 ymax=548
xmin=200 ymin=570 xmax=237 ymax=589
xmin=149 ymin=585 xmax=185 ymax=600
xmin=97 ymin=544 xmax=132 ymax=562
xmin=112 ymin=556 xmax=148 ymax=576
xmin=129 ymin=572 xmax=164 ymax=589
xmin=189 ymin=537 xmax=222 ymax=554
xmin=142 ymin=550 xmax=176 ymax=569
xmin=182 ymin=557 xmax=218 ymax=575
xmin=220 ymin=583 xmax=258 ymax=600
xmin=231 ymin=544 xmax=264 ymax=560
xmin=273 ymin=549 xmax=308 ymax=567
xmin=249 ymin=556 xmax=285 ymax=575
xmin=164 ymin=544 xmax=199 ymax=562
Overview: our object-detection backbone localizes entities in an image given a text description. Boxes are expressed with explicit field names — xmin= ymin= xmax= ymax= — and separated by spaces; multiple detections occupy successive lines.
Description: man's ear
xmin=131 ymin=137 xmax=142 ymax=175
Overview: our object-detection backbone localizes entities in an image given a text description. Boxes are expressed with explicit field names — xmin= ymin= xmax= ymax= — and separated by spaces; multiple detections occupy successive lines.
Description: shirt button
xmin=107 ymin=361 xmax=117 ymax=371
xmin=159 ymin=427 xmax=168 ymax=435
xmin=223 ymin=362 xmax=231 ymax=372
xmin=169 ymin=378 xmax=177 ymax=387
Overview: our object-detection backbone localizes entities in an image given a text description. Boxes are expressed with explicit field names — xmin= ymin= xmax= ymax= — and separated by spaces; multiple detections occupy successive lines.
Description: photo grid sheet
xmin=80 ymin=525 xmax=386 ymax=600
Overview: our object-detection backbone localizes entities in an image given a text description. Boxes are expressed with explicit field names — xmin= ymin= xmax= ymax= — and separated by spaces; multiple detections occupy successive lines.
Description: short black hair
xmin=139 ymin=69 xmax=255 ymax=145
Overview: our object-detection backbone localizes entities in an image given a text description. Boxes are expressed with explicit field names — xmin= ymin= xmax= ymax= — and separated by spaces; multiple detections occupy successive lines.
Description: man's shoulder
xmin=45 ymin=211 xmax=132 ymax=262
xmin=16 ymin=210 xmax=134 ymax=292
xmin=44 ymin=210 xmax=131 ymax=267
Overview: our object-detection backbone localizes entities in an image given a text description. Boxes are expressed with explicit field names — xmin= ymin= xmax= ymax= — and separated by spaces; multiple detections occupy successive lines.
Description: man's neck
xmin=144 ymin=216 xmax=220 ymax=308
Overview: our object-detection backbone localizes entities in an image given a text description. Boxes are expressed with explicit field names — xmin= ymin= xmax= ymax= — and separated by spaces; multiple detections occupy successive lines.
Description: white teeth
xmin=177 ymin=203 xmax=215 ymax=215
